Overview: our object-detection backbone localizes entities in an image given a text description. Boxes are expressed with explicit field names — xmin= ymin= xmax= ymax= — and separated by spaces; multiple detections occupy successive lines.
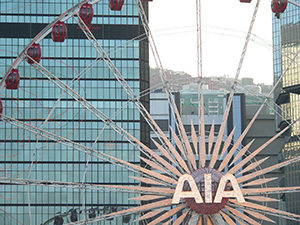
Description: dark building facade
xmin=273 ymin=1 xmax=300 ymax=222
xmin=0 ymin=1 xmax=149 ymax=224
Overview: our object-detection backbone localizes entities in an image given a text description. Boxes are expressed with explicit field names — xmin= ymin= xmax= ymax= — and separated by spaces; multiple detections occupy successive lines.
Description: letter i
xmin=204 ymin=174 xmax=212 ymax=203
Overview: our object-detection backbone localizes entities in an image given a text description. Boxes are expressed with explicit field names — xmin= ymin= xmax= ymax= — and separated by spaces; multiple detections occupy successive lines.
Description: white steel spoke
xmin=1 ymin=115 xmax=175 ymax=188
xmin=25 ymin=58 xmax=170 ymax=174
xmin=73 ymin=12 xmax=172 ymax=157
xmin=80 ymin=124 xmax=107 ymax=221
xmin=212 ymin=0 xmax=262 ymax=169
xmin=0 ymin=177 xmax=171 ymax=196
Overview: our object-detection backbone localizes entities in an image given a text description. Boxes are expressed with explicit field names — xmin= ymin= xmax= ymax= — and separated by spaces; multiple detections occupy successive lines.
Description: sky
xmin=148 ymin=0 xmax=273 ymax=85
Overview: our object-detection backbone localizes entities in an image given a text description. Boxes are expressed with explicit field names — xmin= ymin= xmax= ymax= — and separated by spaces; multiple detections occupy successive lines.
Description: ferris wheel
xmin=1 ymin=0 xmax=300 ymax=224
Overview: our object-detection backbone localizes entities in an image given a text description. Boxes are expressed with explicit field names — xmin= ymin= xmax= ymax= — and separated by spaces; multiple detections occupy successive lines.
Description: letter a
xmin=172 ymin=174 xmax=204 ymax=204
xmin=214 ymin=174 xmax=245 ymax=203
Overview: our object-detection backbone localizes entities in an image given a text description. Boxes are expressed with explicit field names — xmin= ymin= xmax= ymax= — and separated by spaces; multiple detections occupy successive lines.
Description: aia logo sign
xmin=172 ymin=168 xmax=244 ymax=215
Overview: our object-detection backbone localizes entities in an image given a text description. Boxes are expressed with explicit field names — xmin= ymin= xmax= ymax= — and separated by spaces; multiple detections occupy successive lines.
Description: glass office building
xmin=273 ymin=1 xmax=300 ymax=222
xmin=0 ymin=1 xmax=149 ymax=224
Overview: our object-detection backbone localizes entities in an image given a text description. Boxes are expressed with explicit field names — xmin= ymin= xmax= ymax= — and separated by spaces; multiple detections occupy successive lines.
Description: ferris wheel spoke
xmin=99 ymin=150 xmax=178 ymax=186
xmin=221 ymin=52 xmax=300 ymax=173
xmin=196 ymin=0 xmax=204 ymax=172
xmin=211 ymin=0 xmax=261 ymax=168
xmin=73 ymin=13 xmax=137 ymax=102
xmin=25 ymin=55 xmax=110 ymax=190
xmin=73 ymin=12 xmax=177 ymax=159
xmin=15 ymin=56 xmax=182 ymax=185
xmin=80 ymin=124 xmax=107 ymax=220
xmin=27 ymin=182 xmax=33 ymax=225
xmin=135 ymin=0 xmax=190 ymax=153
xmin=24 ymin=58 xmax=153 ymax=160
xmin=200 ymin=90 xmax=206 ymax=168
xmin=73 ymin=9 xmax=192 ymax=178
xmin=0 ymin=177 xmax=166 ymax=196
xmin=65 ymin=198 xmax=175 ymax=225
xmin=1 ymin=115 xmax=174 ymax=186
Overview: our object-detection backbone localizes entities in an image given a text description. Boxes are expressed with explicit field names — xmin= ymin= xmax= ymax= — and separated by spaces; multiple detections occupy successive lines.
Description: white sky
xmin=148 ymin=0 xmax=273 ymax=85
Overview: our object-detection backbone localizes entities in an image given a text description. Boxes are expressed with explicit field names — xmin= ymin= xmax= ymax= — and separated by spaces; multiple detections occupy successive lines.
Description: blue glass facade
xmin=0 ymin=1 xmax=149 ymax=224
xmin=273 ymin=0 xmax=300 ymax=221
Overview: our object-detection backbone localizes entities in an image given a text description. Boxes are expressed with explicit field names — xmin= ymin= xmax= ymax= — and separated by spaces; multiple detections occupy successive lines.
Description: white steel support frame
xmin=0 ymin=1 xmax=189 ymax=219
xmin=0 ymin=177 xmax=173 ymax=198
xmin=27 ymin=54 xmax=180 ymax=182
xmin=2 ymin=0 xmax=300 ymax=224
xmin=1 ymin=113 xmax=175 ymax=189
xmin=208 ymin=0 xmax=263 ymax=170
xmin=196 ymin=0 xmax=204 ymax=169
xmin=210 ymin=0 xmax=300 ymax=174
xmin=226 ymin=0 xmax=300 ymax=167
xmin=72 ymin=12 xmax=185 ymax=173
xmin=135 ymin=0 xmax=283 ymax=174
xmin=1 ymin=176 xmax=178 ymax=224
xmin=137 ymin=0 xmax=264 ymax=171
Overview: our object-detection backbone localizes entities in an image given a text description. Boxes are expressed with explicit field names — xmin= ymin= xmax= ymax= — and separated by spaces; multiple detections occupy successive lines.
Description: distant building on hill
xmin=150 ymin=68 xmax=219 ymax=91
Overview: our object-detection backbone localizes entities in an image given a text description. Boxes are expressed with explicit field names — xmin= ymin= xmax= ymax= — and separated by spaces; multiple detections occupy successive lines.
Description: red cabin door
xmin=6 ymin=69 xmax=20 ymax=89
xmin=52 ymin=21 xmax=67 ymax=42
xmin=79 ymin=3 xmax=94 ymax=26
xmin=110 ymin=0 xmax=125 ymax=11
xmin=26 ymin=43 xmax=42 ymax=64
xmin=271 ymin=0 xmax=288 ymax=13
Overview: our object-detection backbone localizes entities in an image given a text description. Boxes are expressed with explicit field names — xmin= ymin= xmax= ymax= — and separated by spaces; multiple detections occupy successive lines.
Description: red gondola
xmin=271 ymin=0 xmax=288 ymax=13
xmin=26 ymin=43 xmax=42 ymax=64
xmin=79 ymin=3 xmax=94 ymax=26
xmin=110 ymin=0 xmax=125 ymax=11
xmin=54 ymin=216 xmax=63 ymax=225
xmin=0 ymin=98 xmax=3 ymax=115
xmin=5 ymin=69 xmax=20 ymax=90
xmin=52 ymin=21 xmax=67 ymax=42
xmin=240 ymin=0 xmax=251 ymax=2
